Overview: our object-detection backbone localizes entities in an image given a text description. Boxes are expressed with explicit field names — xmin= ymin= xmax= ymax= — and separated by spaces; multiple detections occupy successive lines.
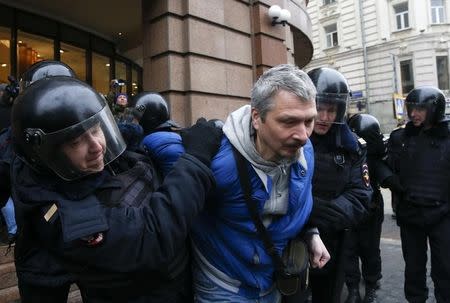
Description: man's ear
xmin=251 ymin=108 xmax=261 ymax=130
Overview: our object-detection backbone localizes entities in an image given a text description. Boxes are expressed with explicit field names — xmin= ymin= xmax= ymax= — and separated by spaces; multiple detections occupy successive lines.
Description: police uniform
xmin=343 ymin=114 xmax=395 ymax=303
xmin=308 ymin=124 xmax=372 ymax=303
xmin=11 ymin=76 xmax=222 ymax=303
xmin=12 ymin=148 xmax=212 ymax=303
xmin=387 ymin=121 xmax=450 ymax=302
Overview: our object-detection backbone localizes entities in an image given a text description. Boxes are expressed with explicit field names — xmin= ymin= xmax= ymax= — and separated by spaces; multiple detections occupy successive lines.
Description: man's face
xmin=252 ymin=90 xmax=317 ymax=162
xmin=314 ymin=103 xmax=338 ymax=135
xmin=409 ymin=106 xmax=427 ymax=127
xmin=61 ymin=124 xmax=106 ymax=173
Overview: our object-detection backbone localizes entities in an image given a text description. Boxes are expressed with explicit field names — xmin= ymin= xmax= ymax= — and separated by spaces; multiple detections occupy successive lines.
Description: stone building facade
xmin=306 ymin=0 xmax=450 ymax=132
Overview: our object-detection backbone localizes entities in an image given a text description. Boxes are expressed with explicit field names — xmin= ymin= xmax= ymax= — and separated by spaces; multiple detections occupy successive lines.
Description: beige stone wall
xmin=142 ymin=0 xmax=313 ymax=126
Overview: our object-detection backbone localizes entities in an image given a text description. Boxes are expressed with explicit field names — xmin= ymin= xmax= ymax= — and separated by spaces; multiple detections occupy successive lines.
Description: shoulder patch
xmin=361 ymin=163 xmax=370 ymax=188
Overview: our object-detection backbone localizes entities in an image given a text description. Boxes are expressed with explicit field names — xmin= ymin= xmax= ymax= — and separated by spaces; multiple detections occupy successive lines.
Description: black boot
xmin=345 ymin=287 xmax=362 ymax=303
xmin=363 ymin=285 xmax=378 ymax=303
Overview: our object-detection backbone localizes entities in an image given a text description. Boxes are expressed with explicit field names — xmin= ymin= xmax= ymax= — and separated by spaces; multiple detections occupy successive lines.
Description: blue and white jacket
xmin=143 ymin=131 xmax=314 ymax=298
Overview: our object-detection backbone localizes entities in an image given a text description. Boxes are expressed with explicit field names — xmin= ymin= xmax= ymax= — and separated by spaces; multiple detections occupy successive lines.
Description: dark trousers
xmin=308 ymin=231 xmax=347 ymax=303
xmin=309 ymin=267 xmax=345 ymax=303
xmin=345 ymin=204 xmax=383 ymax=288
xmin=18 ymin=280 xmax=71 ymax=303
xmin=400 ymin=214 xmax=450 ymax=303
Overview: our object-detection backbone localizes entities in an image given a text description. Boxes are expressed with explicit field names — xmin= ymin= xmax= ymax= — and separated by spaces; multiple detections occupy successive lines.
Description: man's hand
xmin=181 ymin=118 xmax=223 ymax=166
xmin=307 ymin=234 xmax=330 ymax=268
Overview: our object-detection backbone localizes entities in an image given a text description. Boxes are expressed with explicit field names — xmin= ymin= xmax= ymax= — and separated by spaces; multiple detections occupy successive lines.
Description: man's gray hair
xmin=251 ymin=64 xmax=316 ymax=121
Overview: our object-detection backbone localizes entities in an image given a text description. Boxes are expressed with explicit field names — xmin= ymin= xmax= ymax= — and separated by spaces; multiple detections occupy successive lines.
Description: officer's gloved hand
xmin=181 ymin=118 xmax=223 ymax=166
xmin=308 ymin=198 xmax=348 ymax=233
xmin=364 ymin=132 xmax=385 ymax=156
xmin=381 ymin=174 xmax=404 ymax=194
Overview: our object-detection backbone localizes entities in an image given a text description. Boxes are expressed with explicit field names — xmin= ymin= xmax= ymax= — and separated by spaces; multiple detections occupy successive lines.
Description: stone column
xmin=142 ymin=0 xmax=313 ymax=126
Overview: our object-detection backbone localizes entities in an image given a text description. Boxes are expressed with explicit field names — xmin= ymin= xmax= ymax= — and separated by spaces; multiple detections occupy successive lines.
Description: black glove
xmin=308 ymin=198 xmax=348 ymax=232
xmin=381 ymin=174 xmax=404 ymax=194
xmin=364 ymin=132 xmax=386 ymax=156
xmin=181 ymin=118 xmax=223 ymax=166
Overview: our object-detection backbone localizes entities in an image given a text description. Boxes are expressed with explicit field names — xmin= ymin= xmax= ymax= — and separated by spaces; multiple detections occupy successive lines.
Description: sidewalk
xmin=341 ymin=188 xmax=436 ymax=303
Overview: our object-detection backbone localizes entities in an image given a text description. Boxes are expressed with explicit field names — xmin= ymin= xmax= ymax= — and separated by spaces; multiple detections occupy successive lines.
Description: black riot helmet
xmin=134 ymin=92 xmax=180 ymax=135
xmin=20 ymin=60 xmax=76 ymax=91
xmin=347 ymin=114 xmax=381 ymax=140
xmin=12 ymin=76 xmax=126 ymax=181
xmin=405 ymin=86 xmax=446 ymax=125
xmin=308 ymin=67 xmax=350 ymax=124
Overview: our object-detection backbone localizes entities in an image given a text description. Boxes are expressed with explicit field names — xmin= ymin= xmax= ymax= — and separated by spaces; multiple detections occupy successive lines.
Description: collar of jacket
xmin=404 ymin=121 xmax=449 ymax=138
xmin=311 ymin=123 xmax=359 ymax=153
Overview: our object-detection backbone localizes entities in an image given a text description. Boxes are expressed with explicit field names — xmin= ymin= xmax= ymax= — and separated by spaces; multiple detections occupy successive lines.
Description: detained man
xmin=144 ymin=64 xmax=331 ymax=302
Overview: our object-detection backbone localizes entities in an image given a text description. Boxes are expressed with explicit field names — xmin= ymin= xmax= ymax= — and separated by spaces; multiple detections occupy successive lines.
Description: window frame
xmin=431 ymin=0 xmax=446 ymax=24
xmin=393 ymin=2 xmax=410 ymax=31
xmin=323 ymin=0 xmax=336 ymax=5
xmin=324 ymin=23 xmax=339 ymax=48
xmin=436 ymin=55 xmax=449 ymax=90
xmin=400 ymin=59 xmax=415 ymax=95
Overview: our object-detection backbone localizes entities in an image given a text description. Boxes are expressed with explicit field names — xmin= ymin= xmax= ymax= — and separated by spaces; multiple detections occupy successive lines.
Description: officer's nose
xmin=87 ymin=134 xmax=103 ymax=153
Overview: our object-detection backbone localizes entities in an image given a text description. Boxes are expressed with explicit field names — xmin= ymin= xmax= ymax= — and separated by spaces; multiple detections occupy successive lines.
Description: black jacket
xmin=12 ymin=151 xmax=214 ymax=301
xmin=311 ymin=125 xmax=372 ymax=230
xmin=310 ymin=124 xmax=372 ymax=271
xmin=387 ymin=121 xmax=450 ymax=226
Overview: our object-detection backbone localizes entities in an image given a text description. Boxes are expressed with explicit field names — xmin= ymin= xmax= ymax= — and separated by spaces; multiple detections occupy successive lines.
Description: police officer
xmin=306 ymin=67 xmax=372 ymax=303
xmin=136 ymin=92 xmax=182 ymax=176
xmin=1 ymin=60 xmax=80 ymax=303
xmin=345 ymin=114 xmax=393 ymax=303
xmin=134 ymin=92 xmax=181 ymax=135
xmin=19 ymin=60 xmax=76 ymax=91
xmin=11 ymin=76 xmax=222 ymax=302
xmin=386 ymin=86 xmax=450 ymax=303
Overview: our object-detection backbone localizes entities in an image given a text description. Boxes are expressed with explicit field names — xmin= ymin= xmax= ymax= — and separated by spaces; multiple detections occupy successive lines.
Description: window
xmin=17 ymin=30 xmax=54 ymax=77
xmin=92 ymin=52 xmax=110 ymax=95
xmin=394 ymin=2 xmax=409 ymax=30
xmin=325 ymin=24 xmax=338 ymax=48
xmin=437 ymin=56 xmax=449 ymax=90
xmin=0 ymin=26 xmax=11 ymax=83
xmin=400 ymin=60 xmax=414 ymax=94
xmin=431 ymin=0 xmax=445 ymax=24
xmin=60 ymin=42 xmax=86 ymax=81
xmin=323 ymin=0 xmax=336 ymax=5
xmin=131 ymin=67 xmax=139 ymax=97
xmin=115 ymin=60 xmax=127 ymax=83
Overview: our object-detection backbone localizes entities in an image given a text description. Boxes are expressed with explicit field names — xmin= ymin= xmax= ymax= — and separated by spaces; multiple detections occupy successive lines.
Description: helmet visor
xmin=315 ymin=93 xmax=348 ymax=124
xmin=26 ymin=106 xmax=126 ymax=181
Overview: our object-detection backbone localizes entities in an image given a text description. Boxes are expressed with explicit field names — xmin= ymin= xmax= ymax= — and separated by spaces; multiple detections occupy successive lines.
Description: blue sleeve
xmin=142 ymin=131 xmax=185 ymax=176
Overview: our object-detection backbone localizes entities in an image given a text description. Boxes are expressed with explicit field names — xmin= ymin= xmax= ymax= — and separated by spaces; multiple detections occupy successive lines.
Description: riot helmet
xmin=405 ymin=86 xmax=446 ymax=126
xmin=12 ymin=76 xmax=126 ymax=181
xmin=307 ymin=67 xmax=350 ymax=124
xmin=134 ymin=92 xmax=180 ymax=134
xmin=347 ymin=114 xmax=381 ymax=140
xmin=20 ymin=60 xmax=77 ymax=91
